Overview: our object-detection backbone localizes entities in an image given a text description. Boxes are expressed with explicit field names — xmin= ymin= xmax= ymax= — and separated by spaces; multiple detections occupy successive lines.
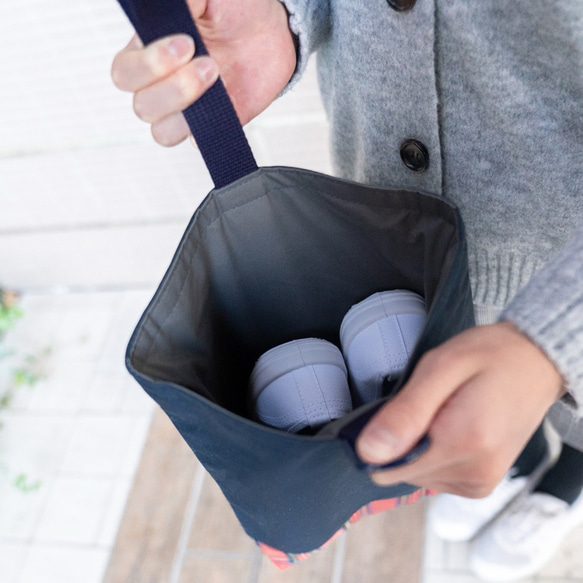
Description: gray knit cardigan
xmin=280 ymin=0 xmax=583 ymax=446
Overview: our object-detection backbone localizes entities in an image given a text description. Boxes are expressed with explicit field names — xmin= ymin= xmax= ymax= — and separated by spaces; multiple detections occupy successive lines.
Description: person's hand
xmin=356 ymin=322 xmax=565 ymax=497
xmin=111 ymin=0 xmax=297 ymax=146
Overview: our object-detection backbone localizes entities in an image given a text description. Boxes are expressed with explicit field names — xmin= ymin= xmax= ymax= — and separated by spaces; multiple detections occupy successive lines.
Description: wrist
xmin=499 ymin=320 xmax=566 ymax=402
xmin=274 ymin=1 xmax=299 ymax=82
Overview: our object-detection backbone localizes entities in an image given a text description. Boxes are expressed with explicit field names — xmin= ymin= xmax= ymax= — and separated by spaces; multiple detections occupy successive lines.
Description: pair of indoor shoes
xmin=248 ymin=289 xmax=426 ymax=434
xmin=429 ymin=455 xmax=583 ymax=581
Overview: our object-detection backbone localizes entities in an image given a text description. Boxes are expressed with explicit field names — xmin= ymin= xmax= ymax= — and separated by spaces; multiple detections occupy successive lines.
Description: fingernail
xmin=195 ymin=57 xmax=219 ymax=84
xmin=357 ymin=426 xmax=400 ymax=464
xmin=167 ymin=36 xmax=194 ymax=59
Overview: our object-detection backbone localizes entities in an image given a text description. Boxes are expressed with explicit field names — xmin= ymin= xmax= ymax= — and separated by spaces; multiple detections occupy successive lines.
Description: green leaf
xmin=13 ymin=369 xmax=38 ymax=388
xmin=0 ymin=306 xmax=24 ymax=334
xmin=13 ymin=474 xmax=42 ymax=493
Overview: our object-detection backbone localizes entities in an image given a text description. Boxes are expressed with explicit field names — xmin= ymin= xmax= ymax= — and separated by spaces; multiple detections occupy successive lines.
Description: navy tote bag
xmin=117 ymin=0 xmax=475 ymax=554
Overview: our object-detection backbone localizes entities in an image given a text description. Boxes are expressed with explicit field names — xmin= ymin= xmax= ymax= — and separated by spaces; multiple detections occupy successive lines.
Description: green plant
xmin=0 ymin=290 xmax=23 ymax=336
xmin=0 ymin=304 xmax=23 ymax=336
xmin=0 ymin=289 xmax=45 ymax=492
xmin=13 ymin=473 xmax=42 ymax=493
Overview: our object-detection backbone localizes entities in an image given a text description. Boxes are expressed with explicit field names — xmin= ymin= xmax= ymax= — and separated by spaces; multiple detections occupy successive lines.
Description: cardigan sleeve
xmin=500 ymin=219 xmax=583 ymax=414
xmin=278 ymin=0 xmax=331 ymax=87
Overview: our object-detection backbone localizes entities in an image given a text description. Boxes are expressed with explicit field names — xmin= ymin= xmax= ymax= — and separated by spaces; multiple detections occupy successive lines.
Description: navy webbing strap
xmin=117 ymin=0 xmax=258 ymax=189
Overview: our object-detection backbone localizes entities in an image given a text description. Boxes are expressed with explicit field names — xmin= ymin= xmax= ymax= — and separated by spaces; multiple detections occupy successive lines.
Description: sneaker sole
xmin=339 ymin=290 xmax=426 ymax=350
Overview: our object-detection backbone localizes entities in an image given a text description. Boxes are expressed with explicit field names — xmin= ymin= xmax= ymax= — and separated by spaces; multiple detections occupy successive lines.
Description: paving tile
xmin=0 ymin=368 xmax=37 ymax=411
xmin=0 ymin=415 xmax=69 ymax=541
xmin=27 ymin=377 xmax=93 ymax=412
xmin=341 ymin=501 xmax=426 ymax=583
xmin=17 ymin=295 xmax=114 ymax=340
xmin=0 ymin=414 xmax=74 ymax=479
xmin=52 ymin=291 xmax=122 ymax=310
xmin=0 ymin=141 xmax=210 ymax=235
xmin=59 ymin=414 xmax=138 ymax=476
xmin=117 ymin=289 xmax=155 ymax=315
xmin=34 ymin=475 xmax=115 ymax=544
xmin=0 ymin=224 xmax=187 ymax=289
xmin=53 ymin=307 xmax=116 ymax=359
xmin=94 ymin=339 xmax=132 ymax=376
xmin=0 ymin=476 xmax=52 ymax=540
xmin=93 ymin=292 xmax=153 ymax=374
xmin=0 ymin=541 xmax=29 ymax=583
xmin=83 ymin=373 xmax=129 ymax=412
xmin=536 ymin=525 xmax=583 ymax=579
xmin=2 ymin=346 xmax=89 ymax=414
xmin=17 ymin=544 xmax=110 ymax=583
xmin=119 ymin=380 xmax=156 ymax=415
xmin=1 ymin=308 xmax=63 ymax=353
xmin=187 ymin=473 xmax=258 ymax=554
xmin=23 ymin=362 xmax=93 ymax=413
xmin=118 ymin=414 xmax=155 ymax=478
xmin=444 ymin=539 xmax=472 ymax=571
xmin=422 ymin=573 xmax=496 ymax=583
xmin=102 ymin=407 xmax=199 ymax=583
xmin=422 ymin=530 xmax=447 ymax=571
xmin=0 ymin=0 xmax=134 ymax=151
xmin=424 ymin=570 xmax=538 ymax=583
xmin=96 ymin=476 xmax=134 ymax=547
xmin=177 ymin=553 xmax=255 ymax=583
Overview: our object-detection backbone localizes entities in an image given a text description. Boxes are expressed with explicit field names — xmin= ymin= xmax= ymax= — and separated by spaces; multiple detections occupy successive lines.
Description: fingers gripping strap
xmin=117 ymin=0 xmax=258 ymax=188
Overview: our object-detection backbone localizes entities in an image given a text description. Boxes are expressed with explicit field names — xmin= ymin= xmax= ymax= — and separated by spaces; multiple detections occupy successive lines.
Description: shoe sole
xmin=340 ymin=290 xmax=426 ymax=350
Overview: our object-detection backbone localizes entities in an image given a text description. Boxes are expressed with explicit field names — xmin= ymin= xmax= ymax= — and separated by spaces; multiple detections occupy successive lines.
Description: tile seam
xmin=168 ymin=463 xmax=206 ymax=583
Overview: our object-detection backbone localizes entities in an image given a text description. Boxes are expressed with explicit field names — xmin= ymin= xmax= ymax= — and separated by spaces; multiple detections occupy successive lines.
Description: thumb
xmin=355 ymin=334 xmax=481 ymax=466
xmin=356 ymin=388 xmax=434 ymax=465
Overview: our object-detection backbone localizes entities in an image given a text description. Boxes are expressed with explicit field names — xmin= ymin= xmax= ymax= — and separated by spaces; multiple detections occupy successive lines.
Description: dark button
xmin=387 ymin=0 xmax=416 ymax=11
xmin=400 ymin=139 xmax=430 ymax=172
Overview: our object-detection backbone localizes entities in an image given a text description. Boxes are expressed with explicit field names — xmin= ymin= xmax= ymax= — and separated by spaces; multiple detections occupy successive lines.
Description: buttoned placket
xmin=384 ymin=0 xmax=439 ymax=185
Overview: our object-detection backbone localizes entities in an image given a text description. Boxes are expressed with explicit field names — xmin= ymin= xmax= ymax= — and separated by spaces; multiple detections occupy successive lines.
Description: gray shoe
xmin=249 ymin=339 xmax=353 ymax=433
xmin=340 ymin=290 xmax=426 ymax=405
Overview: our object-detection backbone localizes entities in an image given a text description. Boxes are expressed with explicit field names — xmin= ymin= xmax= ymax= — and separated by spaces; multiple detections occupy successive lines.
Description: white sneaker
xmin=470 ymin=490 xmax=583 ymax=581
xmin=428 ymin=473 xmax=533 ymax=542
xmin=429 ymin=450 xmax=552 ymax=543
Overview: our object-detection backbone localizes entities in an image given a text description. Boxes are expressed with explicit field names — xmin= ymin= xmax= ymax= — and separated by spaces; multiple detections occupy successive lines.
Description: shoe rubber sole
xmin=340 ymin=290 xmax=426 ymax=350
xmin=249 ymin=338 xmax=347 ymax=404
